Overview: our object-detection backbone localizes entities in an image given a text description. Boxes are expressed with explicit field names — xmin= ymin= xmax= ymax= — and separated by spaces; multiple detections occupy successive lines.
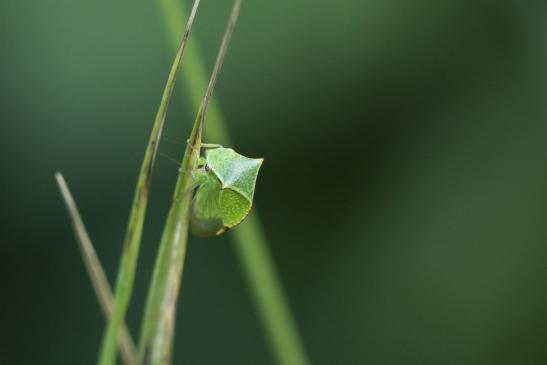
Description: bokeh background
xmin=2 ymin=0 xmax=547 ymax=363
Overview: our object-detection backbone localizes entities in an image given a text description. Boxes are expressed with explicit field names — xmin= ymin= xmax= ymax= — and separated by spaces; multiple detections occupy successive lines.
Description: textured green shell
xmin=190 ymin=147 xmax=263 ymax=236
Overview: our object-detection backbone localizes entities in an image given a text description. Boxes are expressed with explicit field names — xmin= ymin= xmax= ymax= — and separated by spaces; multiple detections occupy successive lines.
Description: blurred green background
xmin=2 ymin=0 xmax=547 ymax=363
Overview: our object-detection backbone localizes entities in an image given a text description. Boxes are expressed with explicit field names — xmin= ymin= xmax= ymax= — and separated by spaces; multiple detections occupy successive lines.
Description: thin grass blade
xmin=96 ymin=1 xmax=201 ymax=364
xmin=55 ymin=172 xmax=138 ymax=365
xmin=158 ymin=1 xmax=310 ymax=364
xmin=137 ymin=2 xmax=242 ymax=364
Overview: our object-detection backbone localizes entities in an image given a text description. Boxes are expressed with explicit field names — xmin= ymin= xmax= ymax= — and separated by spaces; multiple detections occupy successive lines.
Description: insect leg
xmin=201 ymin=143 xmax=223 ymax=149
xmin=197 ymin=157 xmax=207 ymax=167
xmin=184 ymin=139 xmax=223 ymax=150
xmin=174 ymin=169 xmax=206 ymax=203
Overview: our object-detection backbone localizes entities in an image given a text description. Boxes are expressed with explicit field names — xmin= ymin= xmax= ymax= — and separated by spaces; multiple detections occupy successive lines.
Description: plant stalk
xmin=55 ymin=173 xmax=138 ymax=365
xmin=96 ymin=1 xmax=201 ymax=364
xmin=137 ymin=2 xmax=242 ymax=364
xmin=158 ymin=1 xmax=310 ymax=364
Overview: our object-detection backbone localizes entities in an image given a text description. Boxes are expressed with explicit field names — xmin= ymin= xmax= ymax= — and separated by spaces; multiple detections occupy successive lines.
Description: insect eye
xmin=204 ymin=164 xmax=210 ymax=172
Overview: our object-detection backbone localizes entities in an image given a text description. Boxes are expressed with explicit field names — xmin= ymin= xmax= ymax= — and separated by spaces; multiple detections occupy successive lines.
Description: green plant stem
xmin=55 ymin=173 xmax=138 ymax=365
xmin=232 ymin=216 xmax=309 ymax=365
xmin=96 ymin=1 xmax=201 ymax=364
xmin=158 ymin=1 xmax=310 ymax=364
xmin=137 ymin=2 xmax=242 ymax=364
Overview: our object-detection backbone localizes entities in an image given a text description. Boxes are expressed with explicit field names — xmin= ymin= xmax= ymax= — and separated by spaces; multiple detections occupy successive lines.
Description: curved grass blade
xmin=137 ymin=2 xmax=242 ymax=364
xmin=158 ymin=1 xmax=310 ymax=364
xmin=55 ymin=173 xmax=138 ymax=365
xmin=96 ymin=1 xmax=201 ymax=364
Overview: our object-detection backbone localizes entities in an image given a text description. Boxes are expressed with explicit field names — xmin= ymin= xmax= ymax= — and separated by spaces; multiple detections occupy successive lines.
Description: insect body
xmin=190 ymin=146 xmax=263 ymax=236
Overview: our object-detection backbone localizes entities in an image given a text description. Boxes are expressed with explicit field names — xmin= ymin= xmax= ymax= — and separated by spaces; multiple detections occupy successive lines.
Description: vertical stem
xmin=96 ymin=1 xmax=201 ymax=364
xmin=137 ymin=2 xmax=242 ymax=364
xmin=158 ymin=1 xmax=310 ymax=364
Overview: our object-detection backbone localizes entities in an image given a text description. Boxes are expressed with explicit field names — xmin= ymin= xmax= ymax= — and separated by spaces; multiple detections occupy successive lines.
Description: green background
xmin=2 ymin=0 xmax=547 ymax=363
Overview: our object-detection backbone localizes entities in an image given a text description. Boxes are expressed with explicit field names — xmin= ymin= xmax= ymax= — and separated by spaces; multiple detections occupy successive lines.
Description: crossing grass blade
xmin=96 ymin=1 xmax=201 ymax=364
xmin=158 ymin=1 xmax=310 ymax=364
xmin=55 ymin=173 xmax=138 ymax=365
xmin=137 ymin=2 xmax=242 ymax=364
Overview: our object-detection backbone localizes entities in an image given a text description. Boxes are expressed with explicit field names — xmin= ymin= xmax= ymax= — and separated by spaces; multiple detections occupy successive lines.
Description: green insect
xmin=190 ymin=145 xmax=263 ymax=236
